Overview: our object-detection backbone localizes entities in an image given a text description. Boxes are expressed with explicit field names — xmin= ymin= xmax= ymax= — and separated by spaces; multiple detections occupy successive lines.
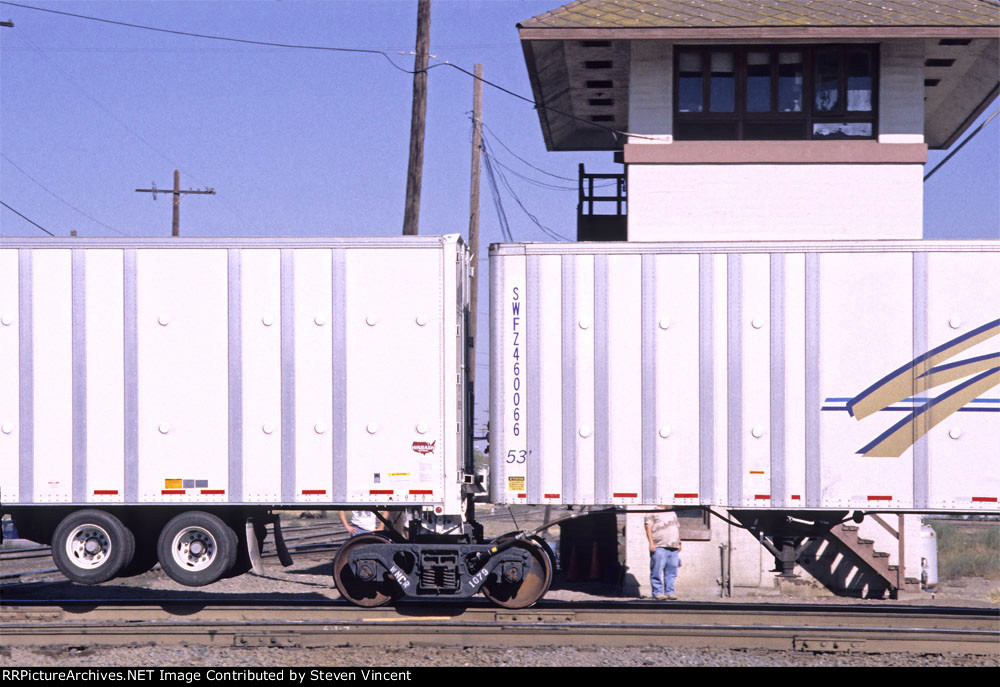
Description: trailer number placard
xmin=511 ymin=286 xmax=522 ymax=437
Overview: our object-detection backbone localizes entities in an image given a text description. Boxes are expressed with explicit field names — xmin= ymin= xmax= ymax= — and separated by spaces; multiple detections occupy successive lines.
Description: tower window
xmin=674 ymin=45 xmax=878 ymax=141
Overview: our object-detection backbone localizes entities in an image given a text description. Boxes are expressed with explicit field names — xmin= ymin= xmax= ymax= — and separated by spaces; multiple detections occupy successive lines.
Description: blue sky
xmin=1 ymin=0 xmax=998 ymax=430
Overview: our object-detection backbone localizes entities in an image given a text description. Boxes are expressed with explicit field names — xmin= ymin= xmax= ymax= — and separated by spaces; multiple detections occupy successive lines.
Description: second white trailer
xmin=489 ymin=241 xmax=999 ymax=513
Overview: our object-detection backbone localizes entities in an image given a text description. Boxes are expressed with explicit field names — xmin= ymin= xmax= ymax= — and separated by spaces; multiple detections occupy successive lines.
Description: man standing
xmin=339 ymin=510 xmax=385 ymax=536
xmin=644 ymin=506 xmax=681 ymax=600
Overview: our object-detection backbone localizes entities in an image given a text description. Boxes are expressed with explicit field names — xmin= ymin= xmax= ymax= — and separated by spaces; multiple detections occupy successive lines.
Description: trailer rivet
xmin=367 ymin=423 xmax=379 ymax=434
xmin=1 ymin=423 xmax=12 ymax=435
xmin=262 ymin=315 xmax=274 ymax=327
xmin=579 ymin=425 xmax=592 ymax=438
xmin=416 ymin=314 xmax=428 ymax=326
xmin=158 ymin=314 xmax=170 ymax=326
xmin=578 ymin=318 xmax=591 ymax=330
xmin=949 ymin=427 xmax=961 ymax=440
xmin=314 ymin=423 xmax=327 ymax=434
xmin=262 ymin=423 xmax=274 ymax=435
xmin=751 ymin=317 xmax=764 ymax=329
xmin=658 ymin=317 xmax=671 ymax=330
xmin=0 ymin=314 xmax=12 ymax=326
xmin=949 ymin=317 xmax=962 ymax=329
xmin=366 ymin=314 xmax=378 ymax=326
xmin=751 ymin=426 xmax=764 ymax=438
xmin=314 ymin=314 xmax=326 ymax=326
xmin=416 ymin=423 xmax=428 ymax=434
xmin=658 ymin=426 xmax=671 ymax=438
xmin=158 ymin=423 xmax=171 ymax=434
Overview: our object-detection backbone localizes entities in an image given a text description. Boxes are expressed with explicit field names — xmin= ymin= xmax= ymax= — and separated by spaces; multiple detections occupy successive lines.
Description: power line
xmin=481 ymin=142 xmax=572 ymax=242
xmin=1 ymin=199 xmax=55 ymax=236
xmin=0 ymin=1 xmax=414 ymax=72
xmin=0 ymin=1 xmax=654 ymax=142
xmin=1 ymin=153 xmax=126 ymax=235
xmin=11 ymin=26 xmax=263 ymax=234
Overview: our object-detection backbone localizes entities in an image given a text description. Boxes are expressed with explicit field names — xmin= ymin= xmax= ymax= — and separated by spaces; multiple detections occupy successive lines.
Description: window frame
xmin=672 ymin=44 xmax=880 ymax=141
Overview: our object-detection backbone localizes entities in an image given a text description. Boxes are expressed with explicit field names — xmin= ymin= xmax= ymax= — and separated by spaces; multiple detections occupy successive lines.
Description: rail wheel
xmin=481 ymin=537 xmax=553 ymax=609
xmin=332 ymin=533 xmax=400 ymax=607
xmin=51 ymin=509 xmax=135 ymax=584
xmin=157 ymin=511 xmax=237 ymax=587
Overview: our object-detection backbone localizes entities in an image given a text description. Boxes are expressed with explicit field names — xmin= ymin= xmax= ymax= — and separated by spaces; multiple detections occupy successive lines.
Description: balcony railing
xmin=577 ymin=163 xmax=626 ymax=241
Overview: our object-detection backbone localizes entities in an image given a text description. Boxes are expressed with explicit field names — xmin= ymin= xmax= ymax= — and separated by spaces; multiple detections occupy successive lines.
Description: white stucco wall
xmin=627 ymin=162 xmax=923 ymax=240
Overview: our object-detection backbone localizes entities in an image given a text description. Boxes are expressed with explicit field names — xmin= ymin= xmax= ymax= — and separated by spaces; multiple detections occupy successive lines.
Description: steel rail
xmin=2 ymin=602 xmax=996 ymax=655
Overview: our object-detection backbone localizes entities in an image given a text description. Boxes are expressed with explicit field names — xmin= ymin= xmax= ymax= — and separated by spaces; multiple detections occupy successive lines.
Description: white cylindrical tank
xmin=920 ymin=523 xmax=939 ymax=589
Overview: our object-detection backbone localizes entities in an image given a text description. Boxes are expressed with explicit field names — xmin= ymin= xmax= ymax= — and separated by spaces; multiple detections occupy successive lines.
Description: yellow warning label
xmin=164 ymin=479 xmax=182 ymax=489
xmin=508 ymin=476 xmax=525 ymax=492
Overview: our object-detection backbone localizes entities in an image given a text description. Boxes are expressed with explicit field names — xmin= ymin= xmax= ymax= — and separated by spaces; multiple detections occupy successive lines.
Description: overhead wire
xmin=481 ymin=138 xmax=572 ymax=241
xmin=1 ymin=199 xmax=55 ymax=236
xmin=10 ymin=26 xmax=263 ymax=234
xmin=481 ymin=141 xmax=514 ymax=243
xmin=1 ymin=153 xmax=126 ymax=235
xmin=0 ymin=0 xmax=658 ymax=143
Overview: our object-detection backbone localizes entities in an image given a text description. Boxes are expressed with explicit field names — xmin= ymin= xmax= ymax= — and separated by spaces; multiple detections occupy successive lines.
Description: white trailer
xmin=489 ymin=240 xmax=999 ymax=574
xmin=0 ymin=236 xmax=553 ymax=607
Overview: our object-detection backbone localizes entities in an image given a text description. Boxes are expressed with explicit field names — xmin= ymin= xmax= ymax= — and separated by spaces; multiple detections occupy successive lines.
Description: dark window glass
xmin=678 ymin=52 xmax=703 ymax=113
xmin=674 ymin=121 xmax=738 ymax=140
xmin=744 ymin=121 xmax=807 ymax=140
xmin=709 ymin=51 xmax=735 ymax=112
xmin=847 ymin=49 xmax=873 ymax=111
xmin=777 ymin=51 xmax=803 ymax=112
xmin=815 ymin=48 xmax=839 ymax=112
xmin=746 ymin=52 xmax=771 ymax=112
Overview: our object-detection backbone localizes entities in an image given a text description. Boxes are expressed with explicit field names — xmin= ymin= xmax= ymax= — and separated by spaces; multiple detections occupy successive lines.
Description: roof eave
xmin=518 ymin=26 xmax=1000 ymax=40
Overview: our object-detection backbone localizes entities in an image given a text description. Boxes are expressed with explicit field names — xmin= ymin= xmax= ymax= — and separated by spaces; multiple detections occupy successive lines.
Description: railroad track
xmin=1 ymin=599 xmax=996 ymax=655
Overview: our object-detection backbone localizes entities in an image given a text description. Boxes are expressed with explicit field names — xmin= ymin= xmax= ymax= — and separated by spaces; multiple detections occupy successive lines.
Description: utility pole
xmin=402 ymin=0 xmax=431 ymax=235
xmin=136 ymin=169 xmax=215 ymax=237
xmin=468 ymin=64 xmax=483 ymax=390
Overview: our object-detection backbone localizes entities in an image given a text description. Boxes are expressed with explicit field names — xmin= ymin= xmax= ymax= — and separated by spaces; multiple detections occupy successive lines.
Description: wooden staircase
xmin=797 ymin=524 xmax=920 ymax=599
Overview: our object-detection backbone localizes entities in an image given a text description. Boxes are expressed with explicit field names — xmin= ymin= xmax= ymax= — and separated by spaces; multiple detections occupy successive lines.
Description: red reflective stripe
xmin=409 ymin=490 xmax=433 ymax=495
xmin=543 ymin=493 xmax=560 ymax=499
xmin=517 ymin=493 xmax=527 ymax=499
xmin=971 ymin=496 xmax=998 ymax=503
xmin=754 ymin=494 xmax=771 ymax=500
xmin=161 ymin=490 xmax=185 ymax=495
xmin=369 ymin=489 xmax=393 ymax=495
xmin=867 ymin=495 xmax=892 ymax=501
xmin=93 ymin=490 xmax=118 ymax=495
xmin=674 ymin=493 xmax=698 ymax=498
xmin=201 ymin=489 xmax=225 ymax=495
xmin=791 ymin=495 xmax=801 ymax=500
xmin=301 ymin=489 xmax=327 ymax=495
xmin=613 ymin=492 xmax=637 ymax=498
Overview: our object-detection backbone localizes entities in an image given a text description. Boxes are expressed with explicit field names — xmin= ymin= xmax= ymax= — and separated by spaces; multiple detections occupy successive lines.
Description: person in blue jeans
xmin=644 ymin=506 xmax=681 ymax=600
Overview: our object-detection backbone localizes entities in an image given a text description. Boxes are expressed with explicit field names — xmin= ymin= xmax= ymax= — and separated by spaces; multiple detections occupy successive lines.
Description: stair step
xmin=841 ymin=525 xmax=859 ymax=533
xmin=857 ymin=538 xmax=874 ymax=545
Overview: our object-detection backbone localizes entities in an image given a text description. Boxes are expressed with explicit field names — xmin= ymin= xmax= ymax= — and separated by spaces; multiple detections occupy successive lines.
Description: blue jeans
xmin=650 ymin=547 xmax=679 ymax=596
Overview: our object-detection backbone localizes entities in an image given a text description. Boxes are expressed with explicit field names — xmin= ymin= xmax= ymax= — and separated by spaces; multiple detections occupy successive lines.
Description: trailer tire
xmin=157 ymin=511 xmax=237 ymax=587
xmin=51 ymin=510 xmax=135 ymax=584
